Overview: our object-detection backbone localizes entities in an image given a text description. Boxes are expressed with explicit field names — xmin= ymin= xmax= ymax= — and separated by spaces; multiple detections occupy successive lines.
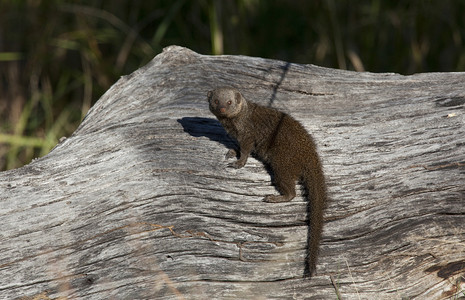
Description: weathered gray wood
xmin=1 ymin=46 xmax=464 ymax=299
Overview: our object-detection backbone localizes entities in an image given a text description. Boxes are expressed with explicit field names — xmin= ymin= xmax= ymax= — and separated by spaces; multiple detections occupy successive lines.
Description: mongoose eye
xmin=214 ymin=99 xmax=219 ymax=104
xmin=227 ymin=101 xmax=232 ymax=105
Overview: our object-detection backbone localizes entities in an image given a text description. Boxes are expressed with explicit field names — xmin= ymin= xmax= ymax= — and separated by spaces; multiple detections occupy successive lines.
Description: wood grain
xmin=1 ymin=46 xmax=464 ymax=299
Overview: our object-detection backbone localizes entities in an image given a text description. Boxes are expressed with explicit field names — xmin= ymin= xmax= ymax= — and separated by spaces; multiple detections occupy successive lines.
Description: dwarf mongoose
xmin=207 ymin=87 xmax=327 ymax=277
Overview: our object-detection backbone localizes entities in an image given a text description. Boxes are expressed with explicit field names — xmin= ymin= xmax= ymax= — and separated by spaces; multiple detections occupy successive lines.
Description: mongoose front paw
xmin=225 ymin=149 xmax=237 ymax=159
xmin=227 ymin=160 xmax=245 ymax=169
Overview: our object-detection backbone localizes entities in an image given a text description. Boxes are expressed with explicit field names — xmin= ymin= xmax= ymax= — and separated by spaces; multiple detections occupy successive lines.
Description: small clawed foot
xmin=225 ymin=149 xmax=237 ymax=159
xmin=227 ymin=160 xmax=245 ymax=169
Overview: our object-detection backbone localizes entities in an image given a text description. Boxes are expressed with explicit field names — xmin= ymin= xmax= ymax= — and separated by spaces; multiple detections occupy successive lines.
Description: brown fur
xmin=207 ymin=87 xmax=327 ymax=277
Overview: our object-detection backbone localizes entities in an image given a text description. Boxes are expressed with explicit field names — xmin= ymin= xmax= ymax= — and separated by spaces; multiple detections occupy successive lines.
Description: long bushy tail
xmin=303 ymin=158 xmax=327 ymax=277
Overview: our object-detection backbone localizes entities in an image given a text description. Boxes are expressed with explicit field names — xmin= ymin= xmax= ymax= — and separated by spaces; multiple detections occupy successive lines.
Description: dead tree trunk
xmin=1 ymin=46 xmax=464 ymax=300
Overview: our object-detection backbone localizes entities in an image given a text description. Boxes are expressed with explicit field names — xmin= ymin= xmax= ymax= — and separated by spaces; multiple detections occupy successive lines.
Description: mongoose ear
xmin=235 ymin=91 xmax=242 ymax=103
xmin=207 ymin=91 xmax=213 ymax=100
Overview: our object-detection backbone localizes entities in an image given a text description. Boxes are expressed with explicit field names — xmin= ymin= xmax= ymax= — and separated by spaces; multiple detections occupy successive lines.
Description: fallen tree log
xmin=1 ymin=45 xmax=464 ymax=299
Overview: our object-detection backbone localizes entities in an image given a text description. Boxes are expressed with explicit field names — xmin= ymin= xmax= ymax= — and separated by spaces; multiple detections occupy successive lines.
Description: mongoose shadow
xmin=178 ymin=117 xmax=274 ymax=175
xmin=268 ymin=62 xmax=290 ymax=106
xmin=178 ymin=115 xmax=318 ymax=278
xmin=177 ymin=117 xmax=237 ymax=150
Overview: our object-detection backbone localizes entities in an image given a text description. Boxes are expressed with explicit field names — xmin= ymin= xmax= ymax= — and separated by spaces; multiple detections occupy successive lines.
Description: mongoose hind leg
xmin=263 ymin=169 xmax=297 ymax=203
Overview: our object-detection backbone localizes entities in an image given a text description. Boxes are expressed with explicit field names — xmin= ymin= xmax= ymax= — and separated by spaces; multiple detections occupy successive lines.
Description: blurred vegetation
xmin=1 ymin=0 xmax=464 ymax=171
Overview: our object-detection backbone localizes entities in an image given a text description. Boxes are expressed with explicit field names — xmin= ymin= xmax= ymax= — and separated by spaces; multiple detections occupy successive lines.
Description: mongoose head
xmin=207 ymin=88 xmax=245 ymax=118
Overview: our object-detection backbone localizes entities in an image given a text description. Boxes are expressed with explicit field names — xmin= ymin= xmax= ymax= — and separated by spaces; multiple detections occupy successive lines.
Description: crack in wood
xmin=271 ymin=84 xmax=335 ymax=97
xmin=393 ymin=185 xmax=459 ymax=198
xmin=0 ymin=222 xmax=285 ymax=271
xmin=169 ymin=227 xmax=285 ymax=262
xmin=425 ymin=259 xmax=465 ymax=279
xmin=405 ymin=161 xmax=465 ymax=171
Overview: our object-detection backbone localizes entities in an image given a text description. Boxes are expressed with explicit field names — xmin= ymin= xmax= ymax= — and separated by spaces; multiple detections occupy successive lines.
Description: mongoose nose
xmin=220 ymin=107 xmax=226 ymax=113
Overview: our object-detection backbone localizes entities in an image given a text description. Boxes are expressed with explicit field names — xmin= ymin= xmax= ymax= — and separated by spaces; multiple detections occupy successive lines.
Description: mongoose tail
xmin=303 ymin=161 xmax=327 ymax=277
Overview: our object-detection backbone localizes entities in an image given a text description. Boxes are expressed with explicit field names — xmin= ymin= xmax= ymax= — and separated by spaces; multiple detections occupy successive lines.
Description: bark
xmin=1 ymin=46 xmax=464 ymax=299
